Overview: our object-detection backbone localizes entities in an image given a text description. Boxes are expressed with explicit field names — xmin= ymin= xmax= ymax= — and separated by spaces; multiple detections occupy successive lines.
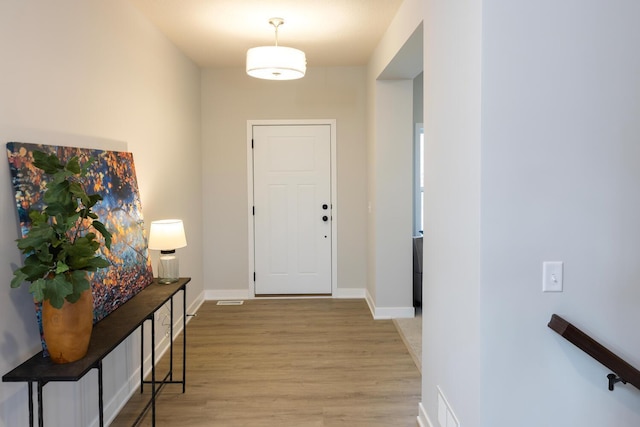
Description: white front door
xmin=252 ymin=124 xmax=332 ymax=295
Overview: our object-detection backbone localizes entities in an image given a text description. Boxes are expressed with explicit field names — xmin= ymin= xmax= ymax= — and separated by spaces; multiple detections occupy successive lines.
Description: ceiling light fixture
xmin=246 ymin=18 xmax=306 ymax=80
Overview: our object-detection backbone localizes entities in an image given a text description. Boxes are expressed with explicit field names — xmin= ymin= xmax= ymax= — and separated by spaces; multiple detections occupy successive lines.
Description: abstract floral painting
xmin=6 ymin=142 xmax=154 ymax=327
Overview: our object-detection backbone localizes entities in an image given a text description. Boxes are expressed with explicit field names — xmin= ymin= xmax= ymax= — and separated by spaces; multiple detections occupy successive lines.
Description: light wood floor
xmin=393 ymin=308 xmax=422 ymax=373
xmin=111 ymin=299 xmax=421 ymax=427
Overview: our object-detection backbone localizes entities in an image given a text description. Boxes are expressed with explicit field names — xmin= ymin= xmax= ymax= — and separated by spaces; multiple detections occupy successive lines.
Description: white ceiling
xmin=129 ymin=0 xmax=404 ymax=69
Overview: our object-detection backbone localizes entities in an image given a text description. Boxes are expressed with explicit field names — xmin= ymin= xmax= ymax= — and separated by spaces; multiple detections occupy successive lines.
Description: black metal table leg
xmin=98 ymin=361 xmax=104 ymax=427
xmin=37 ymin=381 xmax=43 ymax=427
xmin=182 ymin=286 xmax=186 ymax=393
xmin=170 ymin=297 xmax=174 ymax=382
xmin=151 ymin=315 xmax=156 ymax=426
xmin=140 ymin=323 xmax=144 ymax=394
xmin=28 ymin=382 xmax=33 ymax=427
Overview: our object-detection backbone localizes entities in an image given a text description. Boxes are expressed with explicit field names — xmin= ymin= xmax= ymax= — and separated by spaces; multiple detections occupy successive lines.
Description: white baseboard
xmin=205 ymin=287 xmax=413 ymax=319
xmin=100 ymin=353 xmax=142 ymax=427
xmin=375 ymin=306 xmax=415 ymax=319
xmin=365 ymin=289 xmax=376 ymax=317
xmin=188 ymin=291 xmax=205 ymax=314
xmin=365 ymin=289 xmax=415 ymax=319
xmin=204 ymin=289 xmax=250 ymax=300
xmin=418 ymin=402 xmax=435 ymax=427
xmin=204 ymin=288 xmax=366 ymax=300
xmin=334 ymin=287 xmax=366 ymax=298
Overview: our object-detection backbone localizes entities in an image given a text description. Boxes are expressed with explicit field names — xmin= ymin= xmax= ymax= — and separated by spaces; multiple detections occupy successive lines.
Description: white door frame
xmin=247 ymin=119 xmax=337 ymax=298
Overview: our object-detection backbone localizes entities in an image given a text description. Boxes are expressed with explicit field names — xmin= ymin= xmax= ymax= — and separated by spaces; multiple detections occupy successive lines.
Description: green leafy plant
xmin=11 ymin=151 xmax=112 ymax=309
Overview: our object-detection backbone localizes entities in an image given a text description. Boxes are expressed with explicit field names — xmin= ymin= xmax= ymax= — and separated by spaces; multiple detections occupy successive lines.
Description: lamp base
xmin=157 ymin=252 xmax=179 ymax=285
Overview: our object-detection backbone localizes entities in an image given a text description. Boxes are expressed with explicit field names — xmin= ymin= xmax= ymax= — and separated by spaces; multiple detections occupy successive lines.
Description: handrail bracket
xmin=607 ymin=373 xmax=627 ymax=391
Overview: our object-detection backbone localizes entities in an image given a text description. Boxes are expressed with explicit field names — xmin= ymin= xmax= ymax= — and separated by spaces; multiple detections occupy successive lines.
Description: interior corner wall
xmin=413 ymin=73 xmax=424 ymax=126
xmin=365 ymin=0 xmax=423 ymax=317
xmin=421 ymin=0 xmax=482 ymax=424
xmin=371 ymin=80 xmax=414 ymax=315
xmin=200 ymin=67 xmax=368 ymax=296
xmin=0 ymin=1 xmax=202 ymax=425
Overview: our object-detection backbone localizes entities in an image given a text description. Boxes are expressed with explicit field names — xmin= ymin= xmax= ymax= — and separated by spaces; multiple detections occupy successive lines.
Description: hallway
xmin=113 ymin=299 xmax=421 ymax=426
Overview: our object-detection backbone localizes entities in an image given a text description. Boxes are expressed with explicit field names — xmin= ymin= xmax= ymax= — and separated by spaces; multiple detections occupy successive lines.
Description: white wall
xmin=366 ymin=0 xmax=423 ymax=317
xmin=372 ymin=80 xmax=414 ymax=313
xmin=419 ymin=0 xmax=640 ymax=426
xmin=480 ymin=0 xmax=640 ymax=425
xmin=0 ymin=1 xmax=202 ymax=425
xmin=201 ymin=67 xmax=368 ymax=297
xmin=420 ymin=0 xmax=482 ymax=424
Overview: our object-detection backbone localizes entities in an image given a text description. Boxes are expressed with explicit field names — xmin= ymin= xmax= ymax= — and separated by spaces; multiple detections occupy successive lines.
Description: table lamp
xmin=148 ymin=219 xmax=187 ymax=284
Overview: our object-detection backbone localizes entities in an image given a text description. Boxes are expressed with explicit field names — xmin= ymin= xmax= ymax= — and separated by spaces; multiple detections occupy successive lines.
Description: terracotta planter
xmin=42 ymin=289 xmax=94 ymax=364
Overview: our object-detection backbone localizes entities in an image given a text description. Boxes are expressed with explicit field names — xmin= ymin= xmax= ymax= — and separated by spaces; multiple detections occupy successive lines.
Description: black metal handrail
xmin=548 ymin=314 xmax=640 ymax=392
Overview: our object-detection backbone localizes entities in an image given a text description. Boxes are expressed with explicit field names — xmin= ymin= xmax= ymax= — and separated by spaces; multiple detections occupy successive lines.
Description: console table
xmin=3 ymin=277 xmax=191 ymax=427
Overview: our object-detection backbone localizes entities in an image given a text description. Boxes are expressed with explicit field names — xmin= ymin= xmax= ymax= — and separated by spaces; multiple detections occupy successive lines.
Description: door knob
xmin=322 ymin=215 xmax=329 ymax=222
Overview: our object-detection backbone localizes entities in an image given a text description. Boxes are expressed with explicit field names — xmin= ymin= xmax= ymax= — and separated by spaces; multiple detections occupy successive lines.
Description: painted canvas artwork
xmin=6 ymin=142 xmax=154 ymax=327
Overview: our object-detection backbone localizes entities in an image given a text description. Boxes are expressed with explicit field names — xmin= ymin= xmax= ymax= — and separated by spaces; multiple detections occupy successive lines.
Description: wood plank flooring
xmin=111 ymin=299 xmax=421 ymax=427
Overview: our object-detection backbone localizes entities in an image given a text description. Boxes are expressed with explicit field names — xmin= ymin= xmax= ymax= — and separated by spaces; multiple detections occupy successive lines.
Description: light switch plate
xmin=543 ymin=261 xmax=563 ymax=292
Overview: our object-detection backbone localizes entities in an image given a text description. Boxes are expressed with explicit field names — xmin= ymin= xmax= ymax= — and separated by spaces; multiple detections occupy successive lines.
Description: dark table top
xmin=3 ymin=277 xmax=191 ymax=383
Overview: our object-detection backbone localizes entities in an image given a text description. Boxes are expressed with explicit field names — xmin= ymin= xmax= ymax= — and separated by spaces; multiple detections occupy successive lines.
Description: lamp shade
xmin=246 ymin=46 xmax=306 ymax=80
xmin=148 ymin=219 xmax=187 ymax=251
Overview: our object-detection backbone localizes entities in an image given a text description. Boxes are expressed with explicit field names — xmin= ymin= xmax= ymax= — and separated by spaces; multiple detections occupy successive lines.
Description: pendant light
xmin=246 ymin=18 xmax=306 ymax=80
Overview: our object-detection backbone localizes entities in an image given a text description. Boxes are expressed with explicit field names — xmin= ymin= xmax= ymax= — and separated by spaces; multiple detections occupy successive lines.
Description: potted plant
xmin=10 ymin=150 xmax=112 ymax=363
